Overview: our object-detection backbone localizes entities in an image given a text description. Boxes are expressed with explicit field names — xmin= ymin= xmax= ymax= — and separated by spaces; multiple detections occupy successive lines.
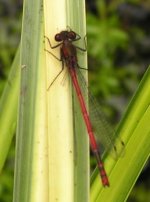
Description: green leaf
xmin=13 ymin=0 xmax=88 ymax=201
xmin=0 ymin=48 xmax=20 ymax=171
xmin=90 ymin=67 xmax=150 ymax=202
xmin=13 ymin=0 xmax=49 ymax=201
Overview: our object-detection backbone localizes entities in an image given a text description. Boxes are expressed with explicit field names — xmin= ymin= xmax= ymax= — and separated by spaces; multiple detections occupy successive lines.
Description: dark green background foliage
xmin=0 ymin=0 xmax=150 ymax=201
xmin=0 ymin=1 xmax=22 ymax=202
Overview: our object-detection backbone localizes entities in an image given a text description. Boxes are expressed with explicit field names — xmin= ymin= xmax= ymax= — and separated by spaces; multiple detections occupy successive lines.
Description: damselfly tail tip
xmin=102 ymin=177 xmax=110 ymax=187
xmin=98 ymin=165 xmax=110 ymax=187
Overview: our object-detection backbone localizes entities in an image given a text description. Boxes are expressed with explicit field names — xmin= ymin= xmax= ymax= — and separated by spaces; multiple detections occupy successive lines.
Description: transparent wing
xmin=75 ymin=68 xmax=124 ymax=157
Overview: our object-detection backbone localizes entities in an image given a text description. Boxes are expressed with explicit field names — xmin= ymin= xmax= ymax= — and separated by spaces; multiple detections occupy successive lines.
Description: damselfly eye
xmin=55 ymin=34 xmax=62 ymax=42
xmin=68 ymin=31 xmax=76 ymax=40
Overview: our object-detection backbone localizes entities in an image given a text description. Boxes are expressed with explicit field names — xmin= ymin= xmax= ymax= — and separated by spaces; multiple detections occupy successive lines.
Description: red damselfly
xmin=44 ymin=29 xmax=124 ymax=187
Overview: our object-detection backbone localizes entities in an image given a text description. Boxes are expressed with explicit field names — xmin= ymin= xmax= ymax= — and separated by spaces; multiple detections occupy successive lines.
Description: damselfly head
xmin=55 ymin=31 xmax=76 ymax=42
